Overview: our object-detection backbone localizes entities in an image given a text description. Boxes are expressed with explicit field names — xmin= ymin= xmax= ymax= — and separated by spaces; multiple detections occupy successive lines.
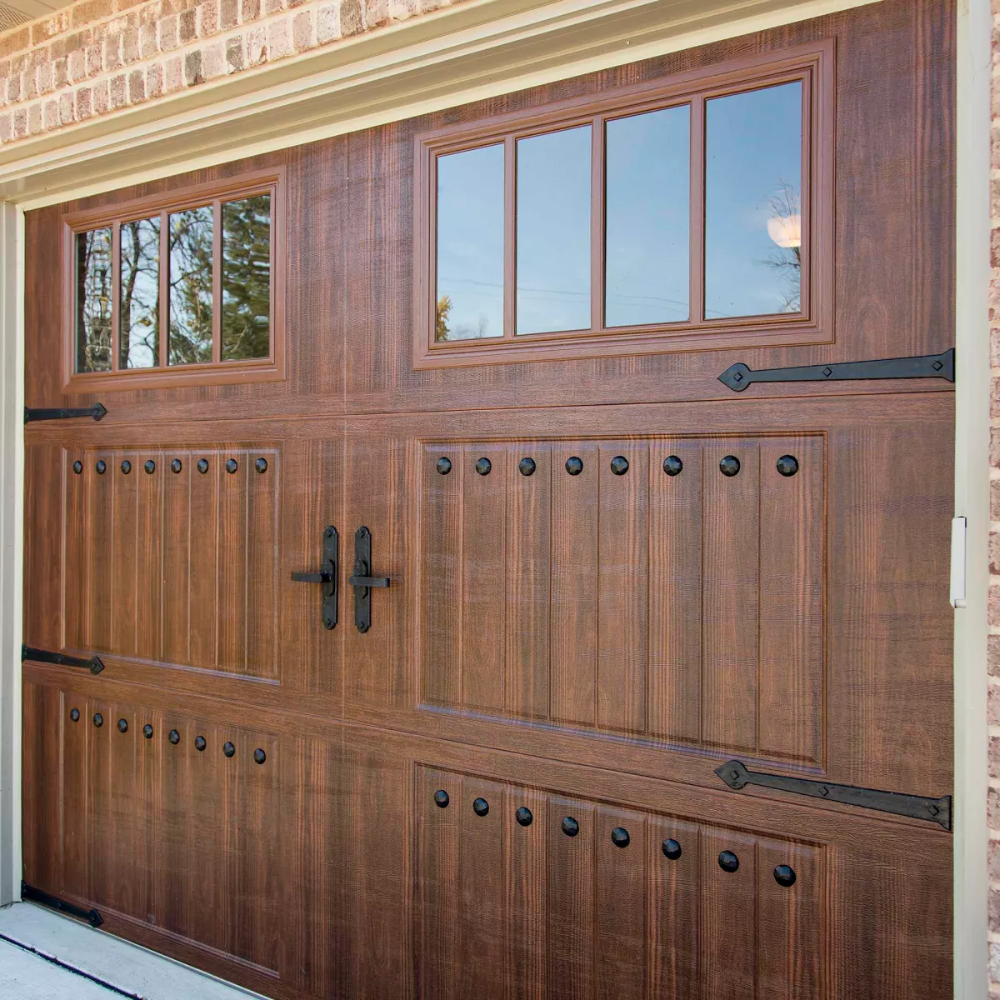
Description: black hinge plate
xmin=718 ymin=349 xmax=955 ymax=392
xmin=24 ymin=402 xmax=107 ymax=424
xmin=22 ymin=881 xmax=104 ymax=927
xmin=716 ymin=760 xmax=951 ymax=830
xmin=22 ymin=644 xmax=104 ymax=675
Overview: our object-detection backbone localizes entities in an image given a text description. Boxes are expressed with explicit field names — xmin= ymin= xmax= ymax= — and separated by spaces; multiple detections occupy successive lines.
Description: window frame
xmin=413 ymin=41 xmax=833 ymax=370
xmin=62 ymin=167 xmax=285 ymax=392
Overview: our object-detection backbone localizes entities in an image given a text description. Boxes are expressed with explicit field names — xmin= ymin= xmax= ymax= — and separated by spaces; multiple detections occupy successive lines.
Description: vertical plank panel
xmin=547 ymin=796 xmax=595 ymax=1000
xmin=155 ymin=712 xmax=192 ymax=941
xmin=461 ymin=444 xmax=508 ymax=713
xmin=161 ymin=451 xmax=191 ymax=666
xmin=647 ymin=818 xmax=701 ymax=999
xmin=88 ymin=451 xmax=114 ymax=653
xmin=188 ymin=451 xmax=220 ymax=670
xmin=594 ymin=806 xmax=646 ymax=1000
xmin=758 ymin=437 xmax=825 ymax=765
xmin=246 ymin=448 xmax=279 ymax=680
xmin=185 ymin=720 xmax=224 ymax=953
xmin=702 ymin=440 xmax=759 ymax=751
xmin=218 ymin=450 xmax=249 ymax=673
xmin=700 ymin=830 xmax=757 ymax=1000
xmin=420 ymin=445 xmax=462 ymax=707
xmin=61 ymin=690 xmax=90 ymax=902
xmin=506 ymin=443 xmax=551 ymax=720
xmin=111 ymin=455 xmax=139 ymax=657
xmin=648 ymin=440 xmax=703 ymax=743
xmin=506 ymin=783 xmax=547 ymax=1000
xmin=597 ymin=443 xmax=649 ymax=735
xmin=550 ymin=443 xmax=599 ymax=727
xmin=63 ymin=450 xmax=88 ymax=652
xmin=135 ymin=450 xmax=163 ymax=661
xmin=20 ymin=683 xmax=61 ymax=891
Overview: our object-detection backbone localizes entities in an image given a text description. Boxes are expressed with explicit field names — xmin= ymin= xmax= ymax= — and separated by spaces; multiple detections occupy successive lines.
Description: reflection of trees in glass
xmin=120 ymin=216 xmax=160 ymax=368
xmin=168 ymin=206 xmax=214 ymax=365
xmin=435 ymin=295 xmax=452 ymax=342
xmin=222 ymin=194 xmax=271 ymax=361
xmin=76 ymin=228 xmax=113 ymax=372
xmin=435 ymin=291 xmax=491 ymax=341
xmin=761 ymin=181 xmax=802 ymax=313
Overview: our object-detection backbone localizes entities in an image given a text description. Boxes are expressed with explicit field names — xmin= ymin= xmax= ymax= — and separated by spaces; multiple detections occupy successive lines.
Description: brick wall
xmin=0 ymin=0 xmax=457 ymax=144
xmin=991 ymin=4 xmax=1000 ymax=994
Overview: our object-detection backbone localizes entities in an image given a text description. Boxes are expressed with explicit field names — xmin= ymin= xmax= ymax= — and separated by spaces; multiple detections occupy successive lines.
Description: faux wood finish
xmin=20 ymin=1 xmax=954 ymax=998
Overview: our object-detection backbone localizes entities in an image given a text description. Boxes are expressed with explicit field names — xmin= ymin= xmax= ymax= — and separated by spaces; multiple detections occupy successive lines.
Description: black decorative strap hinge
xmin=22 ymin=644 xmax=104 ymax=675
xmin=22 ymin=882 xmax=104 ymax=928
xmin=716 ymin=760 xmax=951 ymax=830
xmin=24 ymin=402 xmax=107 ymax=424
xmin=718 ymin=349 xmax=955 ymax=392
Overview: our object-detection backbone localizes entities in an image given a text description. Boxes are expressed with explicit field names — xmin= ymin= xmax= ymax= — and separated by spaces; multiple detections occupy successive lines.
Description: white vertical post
xmin=0 ymin=201 xmax=24 ymax=906
xmin=954 ymin=0 xmax=992 ymax=996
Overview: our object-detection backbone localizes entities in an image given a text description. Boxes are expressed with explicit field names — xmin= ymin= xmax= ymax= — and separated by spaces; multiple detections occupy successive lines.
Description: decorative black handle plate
xmin=352 ymin=526 xmax=390 ymax=633
xmin=718 ymin=349 xmax=955 ymax=392
xmin=22 ymin=644 xmax=104 ymax=675
xmin=715 ymin=760 xmax=951 ymax=830
xmin=24 ymin=402 xmax=107 ymax=423
xmin=290 ymin=526 xmax=338 ymax=630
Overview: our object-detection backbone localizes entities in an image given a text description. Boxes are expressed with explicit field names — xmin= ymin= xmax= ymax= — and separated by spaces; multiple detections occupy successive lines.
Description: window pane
xmin=516 ymin=126 xmax=591 ymax=335
xmin=168 ymin=205 xmax=214 ymax=365
xmin=222 ymin=194 xmax=271 ymax=361
xmin=75 ymin=228 xmax=112 ymax=373
xmin=605 ymin=106 xmax=690 ymax=327
xmin=705 ymin=81 xmax=803 ymax=318
xmin=435 ymin=145 xmax=504 ymax=341
xmin=119 ymin=217 xmax=160 ymax=369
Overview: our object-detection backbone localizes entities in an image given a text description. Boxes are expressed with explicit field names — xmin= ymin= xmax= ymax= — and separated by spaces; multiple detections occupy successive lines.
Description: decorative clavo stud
xmin=117 ymin=718 xmax=128 ymax=733
xmin=663 ymin=456 xmax=683 ymax=476
xmin=433 ymin=789 xmax=450 ymax=808
xmin=168 ymin=729 xmax=180 ymax=745
xmin=171 ymin=459 xmax=182 ymax=473
xmin=473 ymin=797 xmax=490 ymax=817
xmin=436 ymin=457 xmax=452 ymax=475
xmin=223 ymin=741 xmax=236 ymax=758
xmin=515 ymin=807 xmax=533 ymax=827
xmin=565 ymin=456 xmax=584 ymax=476
xmin=718 ymin=850 xmax=739 ymax=872
xmin=519 ymin=457 xmax=536 ymax=477
xmin=120 ymin=460 xmax=131 ymax=475
xmin=225 ymin=459 xmax=238 ymax=474
xmin=197 ymin=459 xmax=209 ymax=474
xmin=610 ymin=456 xmax=629 ymax=476
xmin=72 ymin=461 xmax=83 ymax=475
xmin=70 ymin=708 xmax=80 ymax=722
xmin=194 ymin=735 xmax=207 ymax=751
xmin=561 ymin=816 xmax=580 ymax=837
xmin=776 ymin=455 xmax=799 ymax=477
xmin=255 ymin=458 xmax=268 ymax=473
xmin=774 ymin=864 xmax=796 ymax=887
xmin=719 ymin=456 xmax=741 ymax=477
xmin=142 ymin=724 xmax=153 ymax=739
xmin=93 ymin=713 xmax=104 ymax=728
xmin=96 ymin=460 xmax=106 ymax=474
xmin=253 ymin=748 xmax=267 ymax=765
xmin=611 ymin=827 xmax=630 ymax=848
xmin=475 ymin=458 xmax=492 ymax=476
xmin=144 ymin=460 xmax=155 ymax=474
xmin=662 ymin=838 xmax=682 ymax=860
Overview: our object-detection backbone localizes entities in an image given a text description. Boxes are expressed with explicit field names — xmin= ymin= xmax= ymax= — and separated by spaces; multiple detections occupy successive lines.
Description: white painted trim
xmin=0 ymin=200 xmax=24 ymax=908
xmin=954 ymin=0 xmax=991 ymax=996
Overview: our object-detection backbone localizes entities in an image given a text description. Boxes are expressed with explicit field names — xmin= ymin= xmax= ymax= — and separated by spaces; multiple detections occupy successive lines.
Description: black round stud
xmin=565 ymin=456 xmax=584 ymax=476
xmin=171 ymin=459 xmax=182 ymax=473
xmin=70 ymin=708 xmax=80 ymax=722
xmin=72 ymin=460 xmax=83 ymax=475
xmin=611 ymin=827 xmax=631 ymax=848
xmin=144 ymin=460 xmax=155 ymax=474
xmin=515 ymin=806 xmax=533 ymax=827
xmin=253 ymin=748 xmax=266 ymax=765
xmin=223 ymin=741 xmax=236 ymax=758
xmin=718 ymin=850 xmax=740 ymax=873
xmin=225 ymin=459 xmax=238 ymax=474
xmin=519 ymin=457 xmax=536 ymax=477
xmin=197 ymin=459 xmax=209 ymax=474
xmin=436 ymin=457 xmax=452 ymax=476
xmin=473 ymin=797 xmax=490 ymax=817
xmin=120 ymin=460 xmax=131 ymax=475
xmin=663 ymin=455 xmax=683 ymax=476
xmin=117 ymin=718 xmax=128 ymax=733
xmin=168 ymin=729 xmax=180 ymax=745
xmin=719 ymin=456 xmax=741 ymax=477
xmin=142 ymin=724 xmax=153 ymax=739
xmin=561 ymin=816 xmax=580 ymax=838
xmin=433 ymin=789 xmax=450 ymax=808
xmin=255 ymin=458 xmax=268 ymax=474
xmin=475 ymin=457 xmax=492 ymax=476
xmin=774 ymin=864 xmax=797 ymax=887
xmin=194 ymin=735 xmax=207 ymax=752
xmin=662 ymin=838 xmax=682 ymax=860
xmin=93 ymin=713 xmax=103 ymax=728
xmin=610 ymin=455 xmax=629 ymax=476
xmin=96 ymin=460 xmax=107 ymax=475
xmin=776 ymin=455 xmax=799 ymax=477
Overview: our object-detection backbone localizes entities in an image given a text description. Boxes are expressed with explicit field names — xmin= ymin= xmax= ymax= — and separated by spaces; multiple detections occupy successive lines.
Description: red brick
xmin=54 ymin=58 xmax=69 ymax=89
xmin=178 ymin=8 xmax=196 ymax=42
xmin=86 ymin=43 xmax=103 ymax=76
xmin=198 ymin=1 xmax=219 ymax=36
xmin=990 ymin=785 xmax=1000 ymax=830
xmin=341 ymin=0 xmax=363 ymax=35
xmin=28 ymin=103 xmax=42 ymax=134
xmin=990 ymin=634 xmax=1000 ymax=677
xmin=220 ymin=0 xmax=238 ymax=29
xmin=159 ymin=14 xmax=179 ymax=51
xmin=246 ymin=25 xmax=266 ymax=64
xmin=71 ymin=0 xmax=115 ymax=29
xmin=993 ymin=530 xmax=1000 ymax=575
xmin=75 ymin=85 xmax=92 ymax=119
xmin=0 ymin=29 xmax=30 ymax=60
xmin=5 ymin=74 xmax=19 ymax=104
xmin=123 ymin=28 xmax=139 ymax=62
xmin=202 ymin=40 xmax=225 ymax=78
xmin=241 ymin=0 xmax=260 ymax=20
xmin=989 ymin=837 xmax=1000 ymax=885
xmin=138 ymin=24 xmax=156 ymax=59
xmin=991 ymin=583 xmax=1000 ymax=629
xmin=267 ymin=17 xmax=291 ymax=58
xmin=109 ymin=72 xmax=127 ymax=108
xmin=292 ymin=10 xmax=314 ymax=50
xmin=59 ymin=91 xmax=74 ymax=125
xmin=11 ymin=108 xmax=26 ymax=139
xmin=104 ymin=32 xmax=123 ymax=71
xmin=184 ymin=48 xmax=203 ymax=85
xmin=0 ymin=113 xmax=11 ymax=143
xmin=92 ymin=79 xmax=109 ymax=114
xmin=37 ymin=62 xmax=52 ymax=96
xmin=128 ymin=68 xmax=145 ymax=102
xmin=147 ymin=61 xmax=163 ymax=97
xmin=317 ymin=3 xmax=339 ymax=42
xmin=226 ymin=35 xmax=243 ymax=72
xmin=164 ymin=54 xmax=183 ymax=92
xmin=990 ymin=682 xmax=1000 ymax=726
xmin=43 ymin=99 xmax=59 ymax=130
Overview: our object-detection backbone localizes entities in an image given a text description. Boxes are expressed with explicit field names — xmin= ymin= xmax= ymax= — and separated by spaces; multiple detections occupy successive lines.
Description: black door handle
xmin=348 ymin=572 xmax=389 ymax=589
xmin=351 ymin=526 xmax=389 ymax=633
xmin=290 ymin=526 xmax=338 ymax=630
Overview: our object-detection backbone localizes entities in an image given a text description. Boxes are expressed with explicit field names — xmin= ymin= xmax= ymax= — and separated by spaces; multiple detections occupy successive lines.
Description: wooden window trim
xmin=413 ymin=40 xmax=834 ymax=370
xmin=61 ymin=167 xmax=286 ymax=393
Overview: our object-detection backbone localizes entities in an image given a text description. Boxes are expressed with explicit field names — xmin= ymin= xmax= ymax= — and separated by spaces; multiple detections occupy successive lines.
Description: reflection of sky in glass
xmin=705 ymin=81 xmax=802 ymax=318
xmin=120 ymin=216 xmax=160 ymax=369
xmin=516 ymin=126 xmax=591 ymax=335
xmin=436 ymin=144 xmax=504 ymax=341
xmin=606 ymin=106 xmax=690 ymax=327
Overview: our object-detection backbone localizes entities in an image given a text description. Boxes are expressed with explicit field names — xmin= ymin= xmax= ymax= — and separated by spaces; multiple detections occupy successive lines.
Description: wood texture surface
xmin=20 ymin=1 xmax=955 ymax=998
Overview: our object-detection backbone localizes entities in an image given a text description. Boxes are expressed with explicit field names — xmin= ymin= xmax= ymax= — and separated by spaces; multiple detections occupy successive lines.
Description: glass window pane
xmin=435 ymin=144 xmax=504 ymax=342
xmin=119 ymin=216 xmax=160 ymax=369
xmin=222 ymin=194 xmax=271 ymax=361
xmin=705 ymin=81 xmax=803 ymax=318
xmin=168 ymin=205 xmax=214 ymax=365
xmin=605 ymin=106 xmax=690 ymax=327
xmin=75 ymin=228 xmax=113 ymax=373
xmin=516 ymin=126 xmax=591 ymax=335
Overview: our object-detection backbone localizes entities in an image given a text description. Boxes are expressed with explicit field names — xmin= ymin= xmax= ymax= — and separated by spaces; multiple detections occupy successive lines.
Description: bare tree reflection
xmin=76 ymin=228 xmax=113 ymax=372
xmin=120 ymin=217 xmax=160 ymax=368
xmin=168 ymin=206 xmax=214 ymax=365
xmin=761 ymin=181 xmax=802 ymax=313
xmin=222 ymin=194 xmax=271 ymax=360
